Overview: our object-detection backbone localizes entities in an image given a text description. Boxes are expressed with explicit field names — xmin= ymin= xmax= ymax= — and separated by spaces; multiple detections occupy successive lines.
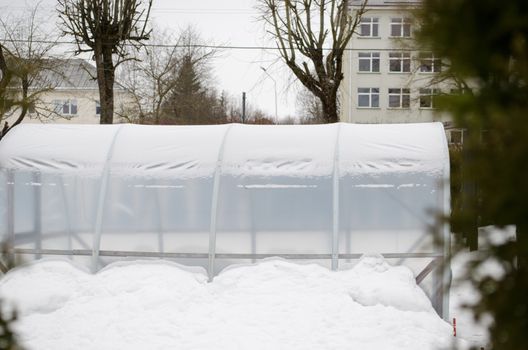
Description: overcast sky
xmin=0 ymin=0 xmax=300 ymax=120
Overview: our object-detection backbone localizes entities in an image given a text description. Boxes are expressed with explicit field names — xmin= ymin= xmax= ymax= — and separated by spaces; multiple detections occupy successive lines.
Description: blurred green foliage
xmin=0 ymin=302 xmax=21 ymax=350
xmin=415 ymin=0 xmax=528 ymax=349
xmin=0 ymin=244 xmax=21 ymax=350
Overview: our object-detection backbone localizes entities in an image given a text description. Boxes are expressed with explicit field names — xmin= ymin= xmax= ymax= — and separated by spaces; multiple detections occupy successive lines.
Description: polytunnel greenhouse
xmin=0 ymin=122 xmax=451 ymax=318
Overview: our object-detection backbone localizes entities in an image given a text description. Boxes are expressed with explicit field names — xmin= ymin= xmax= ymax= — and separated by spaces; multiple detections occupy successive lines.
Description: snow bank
xmin=0 ymin=255 xmax=456 ymax=350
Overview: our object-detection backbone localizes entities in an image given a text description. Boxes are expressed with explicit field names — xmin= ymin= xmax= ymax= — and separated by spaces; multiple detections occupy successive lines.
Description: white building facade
xmin=341 ymin=0 xmax=462 ymax=143
xmin=6 ymin=59 xmax=131 ymax=126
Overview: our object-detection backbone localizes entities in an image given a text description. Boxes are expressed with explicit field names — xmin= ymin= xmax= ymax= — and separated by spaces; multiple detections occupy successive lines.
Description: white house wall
xmin=6 ymin=89 xmax=131 ymax=125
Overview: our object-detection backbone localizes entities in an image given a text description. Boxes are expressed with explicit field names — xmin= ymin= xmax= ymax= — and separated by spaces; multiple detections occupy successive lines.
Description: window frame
xmin=448 ymin=129 xmax=464 ymax=145
xmin=419 ymin=88 xmax=440 ymax=109
xmin=52 ymin=100 xmax=62 ymax=114
xmin=388 ymin=88 xmax=411 ymax=108
xmin=53 ymin=99 xmax=78 ymax=116
xmin=357 ymin=87 xmax=380 ymax=108
xmin=359 ymin=17 xmax=379 ymax=37
xmin=419 ymin=52 xmax=442 ymax=73
xmin=389 ymin=52 xmax=411 ymax=73
xmin=358 ymin=52 xmax=381 ymax=73
xmin=390 ymin=18 xmax=411 ymax=38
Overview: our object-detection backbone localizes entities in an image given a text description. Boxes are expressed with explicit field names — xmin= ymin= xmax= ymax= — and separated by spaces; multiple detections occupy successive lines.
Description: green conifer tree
xmin=415 ymin=1 xmax=528 ymax=349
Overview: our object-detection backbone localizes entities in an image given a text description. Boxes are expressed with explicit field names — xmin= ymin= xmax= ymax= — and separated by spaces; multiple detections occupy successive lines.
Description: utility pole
xmin=242 ymin=92 xmax=246 ymax=123
xmin=260 ymin=67 xmax=278 ymax=123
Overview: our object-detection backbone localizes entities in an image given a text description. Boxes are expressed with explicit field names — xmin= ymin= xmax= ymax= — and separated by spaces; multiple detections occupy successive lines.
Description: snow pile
xmin=0 ymin=255 xmax=457 ymax=350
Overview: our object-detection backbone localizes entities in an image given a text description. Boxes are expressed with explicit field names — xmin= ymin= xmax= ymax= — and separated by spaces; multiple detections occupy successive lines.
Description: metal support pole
xmin=250 ymin=186 xmax=257 ymax=264
xmin=58 ymin=176 xmax=73 ymax=254
xmin=6 ymin=170 xmax=15 ymax=263
xmin=208 ymin=124 xmax=233 ymax=281
xmin=260 ymin=67 xmax=278 ymax=123
xmin=442 ymin=125 xmax=452 ymax=321
xmin=33 ymin=173 xmax=42 ymax=259
xmin=331 ymin=124 xmax=342 ymax=270
xmin=92 ymin=125 xmax=125 ymax=272
xmin=154 ymin=185 xmax=164 ymax=254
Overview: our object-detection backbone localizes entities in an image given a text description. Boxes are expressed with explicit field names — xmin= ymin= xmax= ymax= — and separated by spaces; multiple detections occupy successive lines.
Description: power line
xmin=1 ymin=38 xmax=278 ymax=50
xmin=151 ymin=9 xmax=256 ymax=15
xmin=0 ymin=38 xmax=419 ymax=52
xmin=2 ymin=6 xmax=256 ymax=15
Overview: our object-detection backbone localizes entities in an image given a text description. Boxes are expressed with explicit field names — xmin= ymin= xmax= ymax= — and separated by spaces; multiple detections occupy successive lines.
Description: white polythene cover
xmin=0 ymin=122 xmax=448 ymax=178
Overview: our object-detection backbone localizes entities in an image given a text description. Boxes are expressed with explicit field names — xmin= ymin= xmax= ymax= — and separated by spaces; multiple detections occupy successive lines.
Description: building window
xmin=390 ymin=18 xmax=411 ymax=37
xmin=388 ymin=88 xmax=410 ymax=108
xmin=358 ymin=52 xmax=380 ymax=72
xmin=419 ymin=88 xmax=440 ymax=108
xmin=358 ymin=88 xmax=379 ymax=108
xmin=52 ymin=100 xmax=62 ymax=114
xmin=96 ymin=101 xmax=101 ymax=116
xmin=389 ymin=52 xmax=411 ymax=72
xmin=360 ymin=17 xmax=379 ymax=37
xmin=53 ymin=99 xmax=78 ymax=116
xmin=419 ymin=52 xmax=442 ymax=73
xmin=448 ymin=129 xmax=464 ymax=145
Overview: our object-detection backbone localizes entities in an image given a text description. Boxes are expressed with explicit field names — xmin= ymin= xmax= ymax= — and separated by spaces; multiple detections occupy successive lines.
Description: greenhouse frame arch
xmin=0 ymin=122 xmax=451 ymax=319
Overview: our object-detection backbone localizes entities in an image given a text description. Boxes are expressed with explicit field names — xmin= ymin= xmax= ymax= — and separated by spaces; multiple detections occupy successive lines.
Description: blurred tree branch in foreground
xmin=415 ymin=1 xmax=528 ymax=349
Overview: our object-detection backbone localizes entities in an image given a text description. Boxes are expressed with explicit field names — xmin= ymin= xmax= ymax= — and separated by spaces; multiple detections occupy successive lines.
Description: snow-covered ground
xmin=0 ymin=252 xmax=491 ymax=349
xmin=449 ymin=252 xmax=490 ymax=348
xmin=448 ymin=226 xmax=515 ymax=349
xmin=0 ymin=254 xmax=471 ymax=350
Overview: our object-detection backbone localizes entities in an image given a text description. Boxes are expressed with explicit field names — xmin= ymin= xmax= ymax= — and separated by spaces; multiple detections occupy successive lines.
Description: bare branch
xmin=258 ymin=0 xmax=367 ymax=122
xmin=57 ymin=0 xmax=153 ymax=124
xmin=0 ymin=4 xmax=61 ymax=139
xmin=118 ymin=25 xmax=220 ymax=124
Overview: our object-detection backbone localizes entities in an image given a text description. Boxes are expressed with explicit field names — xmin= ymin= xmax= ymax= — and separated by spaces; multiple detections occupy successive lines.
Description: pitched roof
xmin=39 ymin=59 xmax=98 ymax=90
xmin=34 ymin=58 xmax=124 ymax=91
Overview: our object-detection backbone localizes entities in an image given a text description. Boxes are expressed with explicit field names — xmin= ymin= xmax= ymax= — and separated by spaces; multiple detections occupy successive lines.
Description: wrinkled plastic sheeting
xmin=0 ymin=122 xmax=449 ymax=269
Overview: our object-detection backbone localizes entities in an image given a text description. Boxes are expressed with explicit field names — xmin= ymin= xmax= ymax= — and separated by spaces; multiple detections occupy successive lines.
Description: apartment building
xmin=341 ymin=0 xmax=463 ymax=144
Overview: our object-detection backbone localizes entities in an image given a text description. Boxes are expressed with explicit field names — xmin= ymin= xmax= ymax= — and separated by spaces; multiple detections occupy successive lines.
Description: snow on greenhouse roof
xmin=0 ymin=122 xmax=448 ymax=178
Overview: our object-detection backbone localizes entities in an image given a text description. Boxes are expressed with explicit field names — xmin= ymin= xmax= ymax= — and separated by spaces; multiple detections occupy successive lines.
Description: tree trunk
xmin=517 ymin=223 xmax=527 ymax=270
xmin=95 ymin=44 xmax=115 ymax=124
xmin=0 ymin=46 xmax=29 ymax=140
xmin=321 ymin=94 xmax=339 ymax=124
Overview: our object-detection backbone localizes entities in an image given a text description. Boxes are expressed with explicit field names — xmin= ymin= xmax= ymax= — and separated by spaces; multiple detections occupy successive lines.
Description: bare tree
xmin=119 ymin=27 xmax=181 ymax=124
xmin=0 ymin=5 xmax=60 ymax=140
xmin=58 ymin=0 xmax=153 ymax=124
xmin=119 ymin=26 xmax=217 ymax=124
xmin=296 ymin=87 xmax=325 ymax=123
xmin=259 ymin=0 xmax=366 ymax=123
xmin=393 ymin=30 xmax=473 ymax=104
